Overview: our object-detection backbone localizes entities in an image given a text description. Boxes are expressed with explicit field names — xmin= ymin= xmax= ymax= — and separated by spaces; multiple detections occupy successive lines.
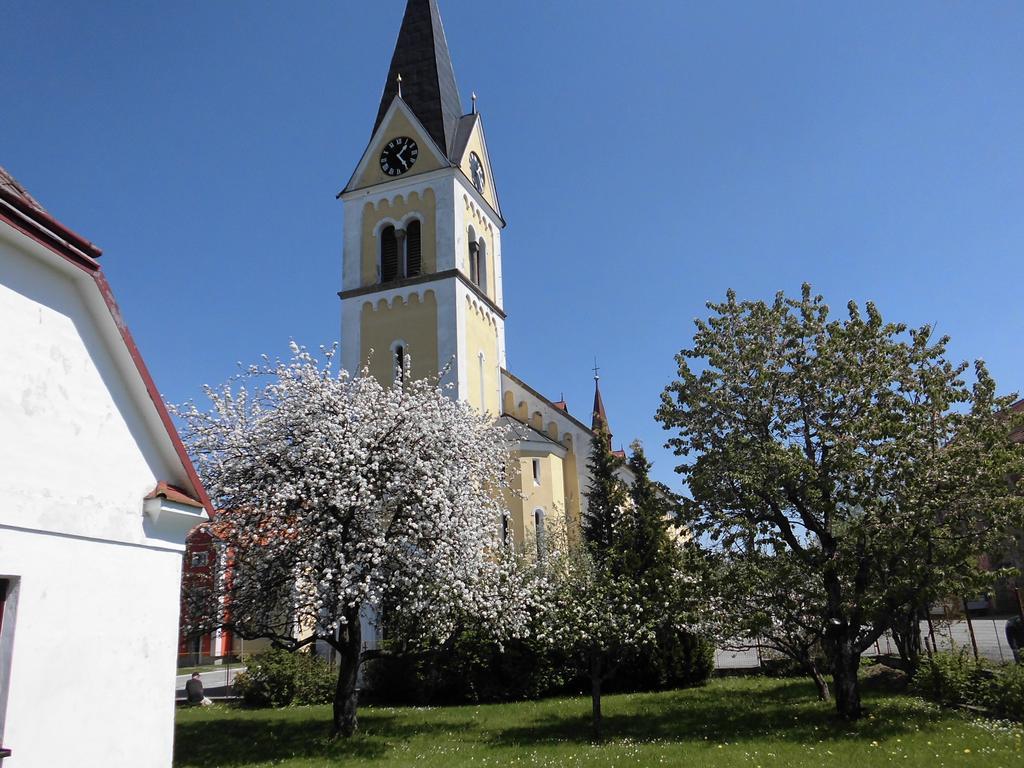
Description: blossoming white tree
xmin=175 ymin=345 xmax=530 ymax=737
xmin=535 ymin=533 xmax=697 ymax=742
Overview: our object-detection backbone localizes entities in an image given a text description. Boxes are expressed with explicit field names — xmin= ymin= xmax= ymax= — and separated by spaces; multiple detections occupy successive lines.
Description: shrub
xmin=234 ymin=649 xmax=337 ymax=708
xmin=982 ymin=663 xmax=1024 ymax=721
xmin=911 ymin=650 xmax=990 ymax=707
xmin=366 ymin=633 xmax=572 ymax=705
xmin=234 ymin=648 xmax=297 ymax=708
xmin=293 ymin=653 xmax=337 ymax=706
xmin=367 ymin=627 xmax=714 ymax=705
xmin=608 ymin=630 xmax=715 ymax=691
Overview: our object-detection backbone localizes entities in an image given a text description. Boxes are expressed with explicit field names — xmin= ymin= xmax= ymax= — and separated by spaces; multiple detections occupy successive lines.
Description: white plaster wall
xmin=433 ymin=278 xmax=459 ymax=394
xmin=0 ymin=234 xmax=193 ymax=766
xmin=340 ymin=296 xmax=363 ymax=376
xmin=0 ymin=239 xmax=181 ymax=548
xmin=341 ymin=196 xmax=364 ymax=293
xmin=433 ymin=178 xmax=456 ymax=273
xmin=0 ymin=529 xmax=183 ymax=768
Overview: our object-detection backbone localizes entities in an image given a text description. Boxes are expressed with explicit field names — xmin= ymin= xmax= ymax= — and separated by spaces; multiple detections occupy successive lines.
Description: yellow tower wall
xmin=464 ymin=296 xmax=501 ymax=415
xmin=359 ymin=290 xmax=439 ymax=384
xmin=461 ymin=194 xmax=498 ymax=301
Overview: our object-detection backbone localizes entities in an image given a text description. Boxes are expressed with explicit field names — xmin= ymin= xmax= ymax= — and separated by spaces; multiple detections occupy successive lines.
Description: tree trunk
xmin=332 ymin=606 xmax=363 ymax=738
xmin=890 ymin=606 xmax=923 ymax=674
xmin=830 ymin=638 xmax=862 ymax=719
xmin=590 ymin=650 xmax=603 ymax=743
xmin=807 ymin=658 xmax=830 ymax=702
xmin=823 ymin=566 xmax=863 ymax=719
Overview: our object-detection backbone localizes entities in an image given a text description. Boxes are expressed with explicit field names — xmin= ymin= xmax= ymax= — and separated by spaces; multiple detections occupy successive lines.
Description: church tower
xmin=338 ymin=0 xmax=506 ymax=415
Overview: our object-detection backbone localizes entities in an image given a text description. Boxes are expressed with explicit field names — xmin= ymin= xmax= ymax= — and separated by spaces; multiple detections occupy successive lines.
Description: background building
xmin=338 ymin=0 xmax=635 ymax=558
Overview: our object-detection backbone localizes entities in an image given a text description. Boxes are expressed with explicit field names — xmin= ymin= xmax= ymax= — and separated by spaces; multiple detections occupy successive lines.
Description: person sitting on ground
xmin=185 ymin=672 xmax=213 ymax=706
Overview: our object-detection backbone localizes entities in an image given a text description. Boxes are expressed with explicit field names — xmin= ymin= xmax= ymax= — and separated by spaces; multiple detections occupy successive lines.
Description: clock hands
xmin=379 ymin=137 xmax=419 ymax=175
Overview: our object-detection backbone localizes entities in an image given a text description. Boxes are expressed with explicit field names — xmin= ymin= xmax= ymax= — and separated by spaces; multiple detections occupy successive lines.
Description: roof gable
xmin=452 ymin=113 xmax=503 ymax=220
xmin=0 ymin=164 xmax=211 ymax=516
xmin=343 ymin=96 xmax=451 ymax=194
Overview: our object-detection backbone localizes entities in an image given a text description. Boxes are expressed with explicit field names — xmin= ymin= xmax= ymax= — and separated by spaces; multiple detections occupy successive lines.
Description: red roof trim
xmin=0 ymin=174 xmax=213 ymax=517
xmin=0 ymin=193 xmax=101 ymax=273
xmin=93 ymin=271 xmax=214 ymax=515
xmin=0 ymin=185 xmax=101 ymax=258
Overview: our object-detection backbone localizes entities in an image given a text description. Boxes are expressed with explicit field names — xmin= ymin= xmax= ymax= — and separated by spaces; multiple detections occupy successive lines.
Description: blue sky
xmin=3 ymin=1 xmax=1022 ymax=488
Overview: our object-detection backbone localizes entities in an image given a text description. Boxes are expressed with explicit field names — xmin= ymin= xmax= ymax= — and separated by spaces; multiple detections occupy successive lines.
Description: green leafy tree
xmin=710 ymin=542 xmax=831 ymax=700
xmin=658 ymin=285 xmax=1024 ymax=719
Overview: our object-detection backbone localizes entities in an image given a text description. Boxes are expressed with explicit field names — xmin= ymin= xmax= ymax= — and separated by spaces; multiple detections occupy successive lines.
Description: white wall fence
xmin=714 ymin=618 xmax=1020 ymax=670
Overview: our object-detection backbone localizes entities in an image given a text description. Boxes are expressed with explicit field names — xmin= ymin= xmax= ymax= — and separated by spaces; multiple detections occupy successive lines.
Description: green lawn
xmin=175 ymin=676 xmax=1023 ymax=768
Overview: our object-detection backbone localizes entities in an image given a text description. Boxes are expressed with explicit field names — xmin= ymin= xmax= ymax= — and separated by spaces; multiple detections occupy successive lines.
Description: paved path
xmin=175 ymin=666 xmax=245 ymax=699
xmin=714 ymin=618 xmax=1018 ymax=669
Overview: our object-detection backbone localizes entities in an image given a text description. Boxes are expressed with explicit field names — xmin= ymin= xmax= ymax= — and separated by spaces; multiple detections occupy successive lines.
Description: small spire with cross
xmin=593 ymin=358 xmax=601 ymax=382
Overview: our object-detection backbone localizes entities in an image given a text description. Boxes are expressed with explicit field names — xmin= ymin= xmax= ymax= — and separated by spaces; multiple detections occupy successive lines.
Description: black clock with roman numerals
xmin=379 ymin=136 xmax=419 ymax=176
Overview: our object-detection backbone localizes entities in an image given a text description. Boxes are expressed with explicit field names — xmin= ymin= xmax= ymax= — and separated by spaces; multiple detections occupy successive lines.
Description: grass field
xmin=175 ymin=676 xmax=1023 ymax=767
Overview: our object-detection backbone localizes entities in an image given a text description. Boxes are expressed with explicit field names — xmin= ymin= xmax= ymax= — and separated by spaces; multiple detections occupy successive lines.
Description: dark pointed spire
xmin=373 ymin=0 xmax=463 ymax=157
xmin=592 ymin=365 xmax=612 ymax=450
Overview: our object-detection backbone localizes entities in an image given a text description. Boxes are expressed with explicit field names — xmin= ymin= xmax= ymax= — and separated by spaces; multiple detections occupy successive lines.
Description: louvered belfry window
xmin=406 ymin=220 xmax=422 ymax=277
xmin=380 ymin=226 xmax=399 ymax=283
xmin=469 ymin=240 xmax=480 ymax=285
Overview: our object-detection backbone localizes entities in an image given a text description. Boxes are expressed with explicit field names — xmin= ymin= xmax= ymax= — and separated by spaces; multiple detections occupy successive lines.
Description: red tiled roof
xmin=146 ymin=482 xmax=205 ymax=509
xmin=0 ymin=166 xmax=46 ymax=213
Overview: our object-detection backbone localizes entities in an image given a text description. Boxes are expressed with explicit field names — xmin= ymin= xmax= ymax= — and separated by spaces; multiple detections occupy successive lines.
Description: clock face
xmin=380 ymin=137 xmax=419 ymax=176
xmin=469 ymin=152 xmax=486 ymax=193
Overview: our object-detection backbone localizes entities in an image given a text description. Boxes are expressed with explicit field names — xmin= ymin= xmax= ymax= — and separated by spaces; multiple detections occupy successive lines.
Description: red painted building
xmin=178 ymin=524 xmax=235 ymax=665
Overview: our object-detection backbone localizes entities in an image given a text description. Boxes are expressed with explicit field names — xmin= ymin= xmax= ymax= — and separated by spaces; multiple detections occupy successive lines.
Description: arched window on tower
xmin=380 ymin=225 xmax=399 ymax=283
xmin=405 ymin=219 xmax=422 ymax=278
xmin=467 ymin=226 xmax=479 ymax=285
xmin=534 ymin=508 xmax=546 ymax=559
xmin=476 ymin=238 xmax=488 ymax=293
xmin=393 ymin=342 xmax=406 ymax=384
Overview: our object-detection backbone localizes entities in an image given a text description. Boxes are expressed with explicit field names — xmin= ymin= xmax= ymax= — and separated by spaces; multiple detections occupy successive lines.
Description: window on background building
xmin=380 ymin=225 xmax=399 ymax=283
xmin=501 ymin=514 xmax=509 ymax=545
xmin=190 ymin=552 xmax=209 ymax=568
xmin=534 ymin=509 xmax=546 ymax=557
xmin=532 ymin=459 xmax=541 ymax=485
xmin=405 ymin=219 xmax=422 ymax=277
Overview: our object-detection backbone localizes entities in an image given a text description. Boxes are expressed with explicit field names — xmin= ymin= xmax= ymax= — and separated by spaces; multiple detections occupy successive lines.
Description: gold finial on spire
xmin=397 ymin=73 xmax=403 ymax=98
xmin=471 ymin=91 xmax=478 ymax=114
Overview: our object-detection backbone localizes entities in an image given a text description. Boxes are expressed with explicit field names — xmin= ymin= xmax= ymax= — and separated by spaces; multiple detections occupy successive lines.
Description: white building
xmin=0 ymin=167 xmax=211 ymax=767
